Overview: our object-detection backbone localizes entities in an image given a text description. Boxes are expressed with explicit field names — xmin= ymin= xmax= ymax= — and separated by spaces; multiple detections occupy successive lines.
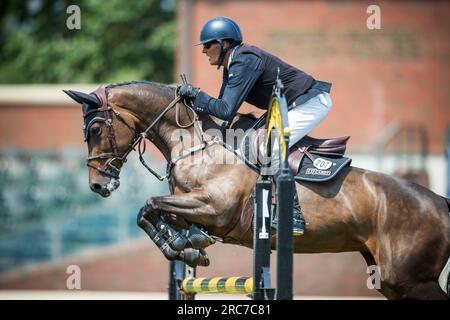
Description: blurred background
xmin=0 ymin=0 xmax=449 ymax=299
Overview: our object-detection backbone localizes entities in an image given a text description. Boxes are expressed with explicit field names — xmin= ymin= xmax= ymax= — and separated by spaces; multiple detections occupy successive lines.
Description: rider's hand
xmin=178 ymin=83 xmax=200 ymax=100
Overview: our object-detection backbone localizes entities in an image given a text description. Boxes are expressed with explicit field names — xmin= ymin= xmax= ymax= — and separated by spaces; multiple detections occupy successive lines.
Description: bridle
xmin=84 ymin=85 xmax=186 ymax=181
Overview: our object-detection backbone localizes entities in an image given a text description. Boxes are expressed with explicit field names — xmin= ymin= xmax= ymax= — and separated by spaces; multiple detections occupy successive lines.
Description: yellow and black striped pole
xmin=181 ymin=276 xmax=253 ymax=295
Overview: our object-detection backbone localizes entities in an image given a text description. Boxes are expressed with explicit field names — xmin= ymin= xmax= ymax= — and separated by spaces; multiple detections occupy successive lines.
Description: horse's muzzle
xmin=90 ymin=178 xmax=120 ymax=197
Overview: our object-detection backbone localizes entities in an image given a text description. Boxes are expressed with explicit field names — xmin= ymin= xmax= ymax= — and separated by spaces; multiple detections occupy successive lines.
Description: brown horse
xmin=65 ymin=81 xmax=450 ymax=300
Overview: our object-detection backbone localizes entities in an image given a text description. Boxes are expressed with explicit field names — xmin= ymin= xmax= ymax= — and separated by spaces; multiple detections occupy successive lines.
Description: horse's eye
xmin=91 ymin=126 xmax=102 ymax=136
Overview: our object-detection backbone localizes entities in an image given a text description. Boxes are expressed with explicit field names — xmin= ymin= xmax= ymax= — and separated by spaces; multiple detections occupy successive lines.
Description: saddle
xmin=240 ymin=116 xmax=352 ymax=182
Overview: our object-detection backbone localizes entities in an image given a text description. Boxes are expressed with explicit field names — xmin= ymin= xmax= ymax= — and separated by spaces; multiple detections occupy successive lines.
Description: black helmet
xmin=199 ymin=17 xmax=243 ymax=45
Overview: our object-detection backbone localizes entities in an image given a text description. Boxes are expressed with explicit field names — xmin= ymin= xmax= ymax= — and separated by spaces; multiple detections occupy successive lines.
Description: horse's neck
xmin=112 ymin=85 xmax=200 ymax=162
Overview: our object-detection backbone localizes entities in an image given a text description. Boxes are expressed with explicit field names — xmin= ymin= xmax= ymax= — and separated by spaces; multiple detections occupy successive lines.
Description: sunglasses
xmin=203 ymin=41 xmax=217 ymax=49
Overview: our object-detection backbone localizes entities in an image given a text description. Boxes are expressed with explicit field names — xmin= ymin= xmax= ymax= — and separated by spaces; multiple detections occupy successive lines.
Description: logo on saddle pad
xmin=306 ymin=168 xmax=332 ymax=176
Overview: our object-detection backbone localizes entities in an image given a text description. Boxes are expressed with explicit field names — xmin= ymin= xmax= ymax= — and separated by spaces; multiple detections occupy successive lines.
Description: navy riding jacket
xmin=193 ymin=44 xmax=316 ymax=121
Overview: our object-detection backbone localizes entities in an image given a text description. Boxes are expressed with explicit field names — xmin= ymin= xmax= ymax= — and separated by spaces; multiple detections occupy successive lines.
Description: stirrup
xmin=292 ymin=224 xmax=304 ymax=236
xmin=271 ymin=217 xmax=304 ymax=237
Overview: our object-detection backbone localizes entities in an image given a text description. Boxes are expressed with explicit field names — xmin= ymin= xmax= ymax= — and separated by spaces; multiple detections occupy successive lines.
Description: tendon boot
xmin=271 ymin=187 xmax=305 ymax=236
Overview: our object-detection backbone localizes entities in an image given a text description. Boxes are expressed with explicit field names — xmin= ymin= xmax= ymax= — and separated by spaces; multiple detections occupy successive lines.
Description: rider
xmin=178 ymin=16 xmax=333 ymax=236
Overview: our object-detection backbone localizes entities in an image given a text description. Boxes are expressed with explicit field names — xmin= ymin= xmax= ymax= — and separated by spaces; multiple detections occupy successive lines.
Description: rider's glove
xmin=177 ymin=83 xmax=200 ymax=100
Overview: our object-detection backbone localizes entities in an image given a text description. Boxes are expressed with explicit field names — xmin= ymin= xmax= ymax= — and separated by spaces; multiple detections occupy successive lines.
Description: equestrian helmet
xmin=199 ymin=17 xmax=243 ymax=45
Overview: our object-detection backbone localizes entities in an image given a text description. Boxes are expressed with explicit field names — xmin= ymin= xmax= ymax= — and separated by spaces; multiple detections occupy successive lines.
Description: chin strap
xmin=217 ymin=40 xmax=225 ymax=69
xmin=218 ymin=40 xmax=235 ymax=70
xmin=217 ymin=41 xmax=241 ymax=69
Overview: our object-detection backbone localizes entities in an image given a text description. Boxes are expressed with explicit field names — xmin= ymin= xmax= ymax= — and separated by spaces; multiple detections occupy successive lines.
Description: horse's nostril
xmin=91 ymin=183 xmax=102 ymax=192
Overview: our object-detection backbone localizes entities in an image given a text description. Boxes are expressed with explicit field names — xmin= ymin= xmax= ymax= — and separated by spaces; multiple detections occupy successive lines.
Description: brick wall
xmin=0 ymin=104 xmax=84 ymax=150
xmin=178 ymin=0 xmax=450 ymax=153
xmin=0 ymin=102 xmax=162 ymax=158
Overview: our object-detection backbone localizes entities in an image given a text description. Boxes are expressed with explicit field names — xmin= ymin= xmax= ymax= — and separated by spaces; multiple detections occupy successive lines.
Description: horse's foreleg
xmin=138 ymin=191 xmax=221 ymax=267
xmin=144 ymin=191 xmax=219 ymax=246
xmin=147 ymin=191 xmax=218 ymax=226
xmin=137 ymin=206 xmax=211 ymax=268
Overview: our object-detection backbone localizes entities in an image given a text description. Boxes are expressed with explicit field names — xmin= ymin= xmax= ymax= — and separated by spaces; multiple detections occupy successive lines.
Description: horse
xmin=64 ymin=80 xmax=450 ymax=300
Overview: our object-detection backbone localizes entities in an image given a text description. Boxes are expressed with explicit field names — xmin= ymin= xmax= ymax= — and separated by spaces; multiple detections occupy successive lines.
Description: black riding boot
xmin=291 ymin=191 xmax=305 ymax=235
xmin=271 ymin=181 xmax=305 ymax=236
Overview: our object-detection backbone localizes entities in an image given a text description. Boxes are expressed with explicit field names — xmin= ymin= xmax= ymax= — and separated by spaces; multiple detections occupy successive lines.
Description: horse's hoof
xmin=187 ymin=224 xmax=216 ymax=249
xmin=196 ymin=248 xmax=210 ymax=267
xmin=182 ymin=248 xmax=210 ymax=267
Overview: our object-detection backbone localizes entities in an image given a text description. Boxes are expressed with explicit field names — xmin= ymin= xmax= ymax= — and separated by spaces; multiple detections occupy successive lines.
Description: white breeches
xmin=270 ymin=92 xmax=332 ymax=174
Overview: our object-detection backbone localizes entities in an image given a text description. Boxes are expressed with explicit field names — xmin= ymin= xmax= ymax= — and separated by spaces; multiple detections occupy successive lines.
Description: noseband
xmin=85 ymin=85 xmax=182 ymax=180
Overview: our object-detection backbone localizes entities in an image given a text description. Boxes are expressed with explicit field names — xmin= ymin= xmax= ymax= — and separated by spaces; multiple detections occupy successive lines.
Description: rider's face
xmin=202 ymin=41 xmax=221 ymax=66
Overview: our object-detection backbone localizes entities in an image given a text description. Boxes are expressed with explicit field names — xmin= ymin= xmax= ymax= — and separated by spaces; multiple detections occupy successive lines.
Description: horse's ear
xmin=63 ymin=89 xmax=100 ymax=107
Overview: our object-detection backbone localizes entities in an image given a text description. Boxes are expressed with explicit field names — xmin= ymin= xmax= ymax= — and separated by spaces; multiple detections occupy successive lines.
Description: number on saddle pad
xmin=295 ymin=152 xmax=352 ymax=182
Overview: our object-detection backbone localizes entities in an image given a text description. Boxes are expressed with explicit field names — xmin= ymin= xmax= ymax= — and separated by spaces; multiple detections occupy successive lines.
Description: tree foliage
xmin=0 ymin=0 xmax=176 ymax=84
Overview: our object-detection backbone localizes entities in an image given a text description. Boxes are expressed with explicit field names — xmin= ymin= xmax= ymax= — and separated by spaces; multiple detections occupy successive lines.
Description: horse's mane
xmin=106 ymin=80 xmax=175 ymax=95
xmin=105 ymin=80 xmax=259 ymax=126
